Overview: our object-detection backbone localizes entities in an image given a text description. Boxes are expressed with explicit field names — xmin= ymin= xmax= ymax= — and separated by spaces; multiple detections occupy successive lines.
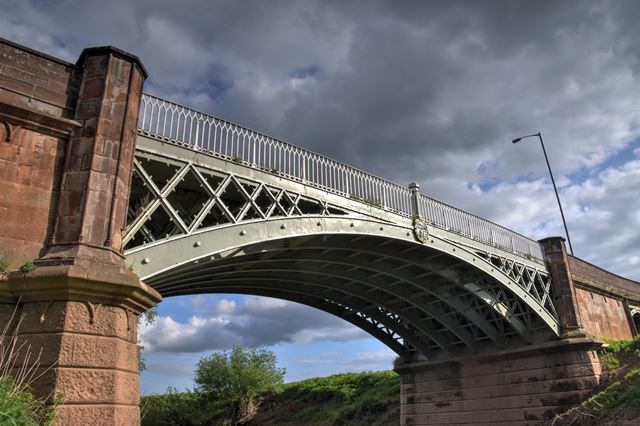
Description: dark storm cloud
xmin=2 ymin=0 xmax=639 ymax=279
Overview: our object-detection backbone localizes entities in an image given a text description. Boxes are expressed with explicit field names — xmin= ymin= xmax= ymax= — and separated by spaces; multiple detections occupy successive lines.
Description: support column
xmin=0 ymin=41 xmax=160 ymax=425
xmin=539 ymin=237 xmax=584 ymax=338
xmin=395 ymin=338 xmax=602 ymax=426
xmin=0 ymin=271 xmax=159 ymax=424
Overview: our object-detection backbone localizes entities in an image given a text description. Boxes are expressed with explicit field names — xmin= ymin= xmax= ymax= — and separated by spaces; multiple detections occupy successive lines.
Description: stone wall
xmin=396 ymin=339 xmax=602 ymax=426
xmin=574 ymin=286 xmax=633 ymax=340
xmin=569 ymin=256 xmax=640 ymax=302
xmin=569 ymin=256 xmax=639 ymax=340
xmin=0 ymin=39 xmax=80 ymax=118
xmin=0 ymin=38 xmax=81 ymax=266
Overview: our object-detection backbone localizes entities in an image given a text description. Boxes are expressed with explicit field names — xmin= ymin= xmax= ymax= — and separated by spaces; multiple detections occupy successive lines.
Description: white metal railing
xmin=138 ymin=93 xmax=545 ymax=261
xmin=417 ymin=195 xmax=544 ymax=260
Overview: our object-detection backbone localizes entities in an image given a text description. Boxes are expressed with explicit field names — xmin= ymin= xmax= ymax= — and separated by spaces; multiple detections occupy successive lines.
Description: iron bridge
xmin=124 ymin=93 xmax=561 ymax=362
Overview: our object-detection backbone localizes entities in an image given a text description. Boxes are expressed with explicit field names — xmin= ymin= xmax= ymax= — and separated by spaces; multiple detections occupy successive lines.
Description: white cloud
xmin=139 ymin=296 xmax=370 ymax=354
xmin=295 ymin=350 xmax=396 ymax=375
xmin=469 ymin=150 xmax=640 ymax=280
xmin=290 ymin=327 xmax=367 ymax=345
xmin=214 ymin=299 xmax=236 ymax=315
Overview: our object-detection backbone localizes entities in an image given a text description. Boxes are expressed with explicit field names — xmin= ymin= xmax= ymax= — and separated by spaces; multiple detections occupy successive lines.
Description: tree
xmin=137 ymin=307 xmax=157 ymax=371
xmin=194 ymin=346 xmax=285 ymax=424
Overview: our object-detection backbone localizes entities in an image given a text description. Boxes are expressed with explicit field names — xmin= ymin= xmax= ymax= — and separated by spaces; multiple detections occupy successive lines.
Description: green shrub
xmin=141 ymin=388 xmax=217 ymax=426
xmin=0 ymin=373 xmax=57 ymax=425
xmin=0 ymin=306 xmax=58 ymax=425
xmin=600 ymin=352 xmax=621 ymax=371
xmin=602 ymin=336 xmax=640 ymax=353
xmin=18 ymin=261 xmax=36 ymax=274
xmin=0 ymin=259 xmax=9 ymax=277
xmin=195 ymin=346 xmax=285 ymax=424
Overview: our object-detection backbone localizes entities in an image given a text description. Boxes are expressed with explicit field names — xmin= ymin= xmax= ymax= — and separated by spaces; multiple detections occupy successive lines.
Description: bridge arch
xmin=126 ymin=216 xmax=560 ymax=362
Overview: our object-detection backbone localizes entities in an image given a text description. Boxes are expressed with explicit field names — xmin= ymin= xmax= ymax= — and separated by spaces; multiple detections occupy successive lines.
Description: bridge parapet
xmin=138 ymin=93 xmax=545 ymax=262
xmin=569 ymin=255 xmax=640 ymax=339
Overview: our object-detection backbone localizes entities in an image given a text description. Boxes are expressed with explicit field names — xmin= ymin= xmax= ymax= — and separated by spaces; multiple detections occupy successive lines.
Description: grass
xmin=0 ymin=259 xmax=9 ymax=277
xmin=0 ymin=377 xmax=57 ymax=425
xmin=581 ymin=369 xmax=640 ymax=413
xmin=142 ymin=388 xmax=224 ymax=426
xmin=0 ymin=304 xmax=58 ymax=425
xmin=142 ymin=370 xmax=400 ymax=426
xmin=551 ymin=336 xmax=640 ymax=425
xmin=602 ymin=337 xmax=640 ymax=354
xmin=268 ymin=371 xmax=400 ymax=425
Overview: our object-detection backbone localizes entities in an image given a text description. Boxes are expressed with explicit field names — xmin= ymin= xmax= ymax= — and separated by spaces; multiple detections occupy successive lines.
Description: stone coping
xmin=0 ymin=263 xmax=161 ymax=313
xmin=394 ymin=338 xmax=602 ymax=374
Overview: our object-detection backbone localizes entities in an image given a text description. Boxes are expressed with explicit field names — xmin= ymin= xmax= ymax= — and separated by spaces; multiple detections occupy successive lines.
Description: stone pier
xmin=396 ymin=338 xmax=602 ymax=425
xmin=0 ymin=38 xmax=160 ymax=425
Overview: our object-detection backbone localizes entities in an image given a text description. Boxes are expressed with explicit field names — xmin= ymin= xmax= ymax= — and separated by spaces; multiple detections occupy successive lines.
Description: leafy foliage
xmin=600 ymin=352 xmax=621 ymax=371
xmin=579 ymin=368 xmax=640 ymax=416
xmin=18 ymin=261 xmax=36 ymax=274
xmin=1 ymin=308 xmax=58 ymax=426
xmin=0 ymin=259 xmax=9 ymax=277
xmin=137 ymin=308 xmax=158 ymax=372
xmin=0 ymin=377 xmax=57 ymax=425
xmin=141 ymin=387 xmax=224 ymax=426
xmin=603 ymin=336 xmax=640 ymax=354
xmin=194 ymin=346 xmax=285 ymax=423
xmin=142 ymin=370 xmax=400 ymax=426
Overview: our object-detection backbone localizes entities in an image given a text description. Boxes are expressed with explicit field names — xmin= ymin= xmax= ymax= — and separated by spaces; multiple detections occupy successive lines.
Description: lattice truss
xmin=147 ymin=237 xmax=558 ymax=361
xmin=124 ymin=151 xmax=348 ymax=250
xmin=474 ymin=251 xmax=558 ymax=320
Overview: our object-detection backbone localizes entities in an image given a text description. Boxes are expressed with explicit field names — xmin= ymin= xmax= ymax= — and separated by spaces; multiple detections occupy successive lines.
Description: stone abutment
xmin=0 ymin=37 xmax=160 ymax=425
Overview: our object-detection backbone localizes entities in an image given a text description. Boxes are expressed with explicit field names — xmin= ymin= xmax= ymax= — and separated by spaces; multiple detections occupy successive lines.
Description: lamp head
xmin=511 ymin=137 xmax=522 ymax=144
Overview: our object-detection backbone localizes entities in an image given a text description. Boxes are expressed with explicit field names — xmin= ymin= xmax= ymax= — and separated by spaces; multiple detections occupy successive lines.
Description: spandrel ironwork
xmin=124 ymin=151 xmax=348 ymax=250
xmin=128 ymin=92 xmax=563 ymax=363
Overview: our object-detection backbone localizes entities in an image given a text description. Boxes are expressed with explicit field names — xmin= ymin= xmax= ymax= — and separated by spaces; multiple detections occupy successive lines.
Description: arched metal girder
xmin=157 ymin=256 xmax=502 ymax=354
xmin=127 ymin=218 xmax=559 ymax=333
xmin=136 ymin=232 xmax=559 ymax=360
xmin=149 ymin=235 xmax=545 ymax=345
xmin=154 ymin=243 xmax=530 ymax=350
xmin=158 ymin=266 xmax=466 ymax=357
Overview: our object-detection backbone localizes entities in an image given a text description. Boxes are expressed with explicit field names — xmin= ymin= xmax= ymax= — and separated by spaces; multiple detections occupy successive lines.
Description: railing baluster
xmin=137 ymin=93 xmax=545 ymax=262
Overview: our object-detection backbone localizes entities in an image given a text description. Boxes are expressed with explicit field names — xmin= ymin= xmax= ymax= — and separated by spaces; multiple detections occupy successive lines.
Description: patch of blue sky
xmin=567 ymin=137 xmax=640 ymax=185
xmin=473 ymin=138 xmax=640 ymax=194
xmin=154 ymin=293 xmax=245 ymax=323
xmin=467 ymin=177 xmax=501 ymax=193
xmin=274 ymin=338 xmax=394 ymax=383
xmin=476 ymin=159 xmax=496 ymax=175
xmin=141 ymin=352 xmax=202 ymax=394
xmin=143 ymin=74 xmax=232 ymax=105
xmin=473 ymin=159 xmax=541 ymax=192
xmin=289 ymin=64 xmax=320 ymax=79
xmin=530 ymin=217 xmax=556 ymax=236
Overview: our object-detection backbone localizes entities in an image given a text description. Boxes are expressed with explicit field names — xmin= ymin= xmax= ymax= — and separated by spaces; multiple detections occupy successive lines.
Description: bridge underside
xmin=143 ymin=234 xmax=556 ymax=362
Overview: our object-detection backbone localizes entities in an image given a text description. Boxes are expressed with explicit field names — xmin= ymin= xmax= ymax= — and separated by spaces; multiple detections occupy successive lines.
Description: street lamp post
xmin=512 ymin=132 xmax=574 ymax=255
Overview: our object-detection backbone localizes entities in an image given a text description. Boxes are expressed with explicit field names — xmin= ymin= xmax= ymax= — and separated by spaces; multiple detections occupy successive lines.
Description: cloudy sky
xmin=3 ymin=0 xmax=639 ymax=393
